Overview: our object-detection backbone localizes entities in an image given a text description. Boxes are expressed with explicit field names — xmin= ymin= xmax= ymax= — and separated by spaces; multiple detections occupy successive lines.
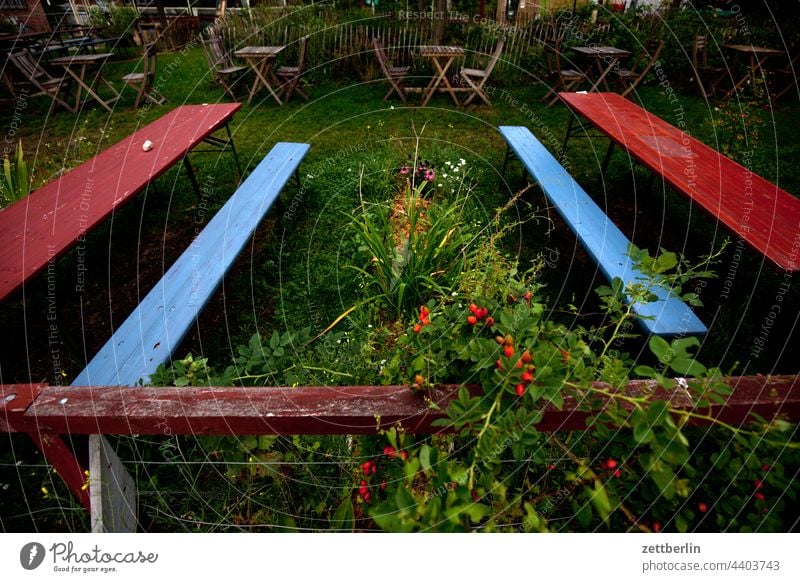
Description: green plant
xmin=349 ymin=178 xmax=476 ymax=318
xmin=361 ymin=254 xmax=797 ymax=531
xmin=108 ymin=4 xmax=138 ymax=40
xmin=1 ymin=141 xmax=30 ymax=207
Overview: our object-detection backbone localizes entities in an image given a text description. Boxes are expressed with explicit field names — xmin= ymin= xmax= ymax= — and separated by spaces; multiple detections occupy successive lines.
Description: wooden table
xmin=0 ymin=103 xmax=243 ymax=303
xmin=234 ymin=45 xmax=286 ymax=105
xmin=571 ymin=46 xmax=632 ymax=92
xmin=723 ymin=44 xmax=784 ymax=98
xmin=419 ymin=45 xmax=465 ymax=107
xmin=49 ymin=53 xmax=120 ymax=112
xmin=560 ymin=92 xmax=800 ymax=271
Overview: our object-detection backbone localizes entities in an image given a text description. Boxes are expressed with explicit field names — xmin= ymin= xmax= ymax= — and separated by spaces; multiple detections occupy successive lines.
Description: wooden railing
xmin=2 ymin=374 xmax=798 ymax=530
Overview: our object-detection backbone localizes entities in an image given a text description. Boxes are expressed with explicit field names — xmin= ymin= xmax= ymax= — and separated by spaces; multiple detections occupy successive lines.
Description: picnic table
xmin=560 ymin=92 xmax=800 ymax=271
xmin=48 ymin=52 xmax=120 ymax=112
xmin=571 ymin=46 xmax=632 ymax=92
xmin=234 ymin=45 xmax=286 ymax=105
xmin=418 ymin=45 xmax=465 ymax=106
xmin=0 ymin=103 xmax=243 ymax=303
xmin=722 ymin=44 xmax=784 ymax=99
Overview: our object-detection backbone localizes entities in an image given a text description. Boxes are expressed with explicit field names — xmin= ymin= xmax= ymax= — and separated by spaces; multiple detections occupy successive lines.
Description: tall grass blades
xmin=1 ymin=141 xmax=29 ymax=208
xmin=350 ymin=180 xmax=475 ymax=318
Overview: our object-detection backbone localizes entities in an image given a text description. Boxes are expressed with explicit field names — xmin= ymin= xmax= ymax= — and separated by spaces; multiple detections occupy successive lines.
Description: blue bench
xmin=499 ymin=126 xmax=706 ymax=337
xmin=72 ymin=141 xmax=310 ymax=387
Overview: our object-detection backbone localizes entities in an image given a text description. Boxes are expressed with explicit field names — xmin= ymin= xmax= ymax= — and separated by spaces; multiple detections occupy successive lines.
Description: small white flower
xmin=367 ymin=324 xmax=373 ymax=328
xmin=452 ymin=291 xmax=458 ymax=296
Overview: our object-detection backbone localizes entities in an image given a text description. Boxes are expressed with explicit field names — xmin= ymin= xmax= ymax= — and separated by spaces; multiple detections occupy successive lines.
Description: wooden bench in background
xmin=499 ymin=125 xmax=707 ymax=337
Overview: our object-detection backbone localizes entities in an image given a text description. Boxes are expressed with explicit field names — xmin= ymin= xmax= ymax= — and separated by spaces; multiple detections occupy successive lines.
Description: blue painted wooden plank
xmin=499 ymin=126 xmax=706 ymax=337
xmin=72 ymin=142 xmax=310 ymax=387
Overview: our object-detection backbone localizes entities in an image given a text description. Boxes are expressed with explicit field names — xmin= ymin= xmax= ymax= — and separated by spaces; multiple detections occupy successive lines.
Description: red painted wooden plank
xmin=27 ymin=431 xmax=90 ymax=511
xmin=0 ymin=103 xmax=242 ymax=302
xmin=0 ymin=383 xmax=46 ymax=432
xmin=559 ymin=92 xmax=800 ymax=271
xmin=7 ymin=375 xmax=798 ymax=436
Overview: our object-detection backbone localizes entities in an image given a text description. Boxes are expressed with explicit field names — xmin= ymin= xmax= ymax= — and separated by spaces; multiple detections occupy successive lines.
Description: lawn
xmin=1 ymin=39 xmax=799 ymax=532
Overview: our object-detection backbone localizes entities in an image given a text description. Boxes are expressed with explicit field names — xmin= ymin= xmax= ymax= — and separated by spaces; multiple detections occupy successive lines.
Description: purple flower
xmin=399 ymin=166 xmax=410 ymax=176
xmin=424 ymin=169 xmax=436 ymax=182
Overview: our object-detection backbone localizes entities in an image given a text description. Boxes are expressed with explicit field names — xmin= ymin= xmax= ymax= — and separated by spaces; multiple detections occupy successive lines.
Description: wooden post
xmin=89 ymin=435 xmax=137 ymax=533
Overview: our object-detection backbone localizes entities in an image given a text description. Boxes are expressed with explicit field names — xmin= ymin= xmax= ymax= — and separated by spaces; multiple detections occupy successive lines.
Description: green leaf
xmin=331 ymin=497 xmax=354 ymax=531
xmin=669 ymin=357 xmax=706 ymax=376
xmin=419 ymin=445 xmax=432 ymax=473
xmin=649 ymin=335 xmax=671 ymax=361
xmin=633 ymin=422 xmax=654 ymax=444
xmin=586 ymin=481 xmax=612 ymax=524
xmin=464 ymin=503 xmax=490 ymax=523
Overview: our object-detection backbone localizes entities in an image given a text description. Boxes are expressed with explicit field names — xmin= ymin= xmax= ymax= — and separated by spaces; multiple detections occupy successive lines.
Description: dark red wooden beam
xmin=2 ymin=375 xmax=798 ymax=437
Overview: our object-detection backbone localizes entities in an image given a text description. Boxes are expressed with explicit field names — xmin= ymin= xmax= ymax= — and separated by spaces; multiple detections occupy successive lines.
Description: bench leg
xmin=601 ymin=141 xmax=615 ymax=174
xmin=183 ymin=156 xmax=202 ymax=198
xmin=27 ymin=431 xmax=91 ymax=511
xmin=501 ymin=145 xmax=515 ymax=180
xmin=225 ymin=123 xmax=243 ymax=177
xmin=562 ymin=115 xmax=575 ymax=153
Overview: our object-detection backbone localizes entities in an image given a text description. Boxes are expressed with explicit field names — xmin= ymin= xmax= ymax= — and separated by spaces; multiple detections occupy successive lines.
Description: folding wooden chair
xmin=121 ymin=42 xmax=166 ymax=108
xmin=201 ymin=36 xmax=247 ymax=99
xmin=9 ymin=49 xmax=73 ymax=111
xmin=692 ymin=34 xmax=726 ymax=99
xmin=275 ymin=35 xmax=309 ymax=102
xmin=373 ymin=37 xmax=410 ymax=103
xmin=459 ymin=39 xmax=504 ymax=106
xmin=771 ymin=44 xmax=800 ymax=101
xmin=614 ymin=39 xmax=665 ymax=98
xmin=541 ymin=37 xmax=587 ymax=107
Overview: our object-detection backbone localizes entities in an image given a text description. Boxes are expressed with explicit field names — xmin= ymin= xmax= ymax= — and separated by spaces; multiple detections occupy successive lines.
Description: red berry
xmin=381 ymin=480 xmax=387 ymax=491
xmin=372 ymin=465 xmax=377 ymax=474
xmin=606 ymin=459 xmax=618 ymax=470
xmin=548 ymin=464 xmax=556 ymax=470
xmin=523 ymin=291 xmax=532 ymax=302
xmin=383 ymin=446 xmax=396 ymax=458
xmin=754 ymin=492 xmax=766 ymax=501
xmin=754 ymin=479 xmax=763 ymax=489
xmin=496 ymin=359 xmax=503 ymax=370
xmin=521 ymin=371 xmax=534 ymax=383
xmin=399 ymin=450 xmax=408 ymax=460
xmin=514 ymin=359 xmax=523 ymax=369
xmin=421 ymin=317 xmax=430 ymax=326
xmin=761 ymin=464 xmax=770 ymax=472
xmin=613 ymin=469 xmax=621 ymax=478
xmin=698 ymin=502 xmax=708 ymax=513
xmin=360 ymin=480 xmax=367 ymax=486
xmin=413 ymin=323 xmax=423 ymax=333
xmin=467 ymin=315 xmax=478 ymax=325
xmin=420 ymin=306 xmax=430 ymax=317
xmin=363 ymin=492 xmax=371 ymax=503
xmin=504 ymin=345 xmax=515 ymax=358
xmin=485 ymin=316 xmax=494 ymax=327
xmin=521 ymin=351 xmax=532 ymax=363
xmin=515 ymin=384 xmax=525 ymax=397
xmin=469 ymin=303 xmax=478 ymax=314
xmin=359 ymin=486 xmax=368 ymax=495
xmin=477 ymin=307 xmax=488 ymax=319
xmin=653 ymin=522 xmax=661 ymax=533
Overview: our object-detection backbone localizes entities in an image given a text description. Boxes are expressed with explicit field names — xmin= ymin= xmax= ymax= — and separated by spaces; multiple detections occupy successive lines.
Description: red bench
xmin=0 ymin=103 xmax=242 ymax=303
xmin=560 ymin=92 xmax=800 ymax=271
